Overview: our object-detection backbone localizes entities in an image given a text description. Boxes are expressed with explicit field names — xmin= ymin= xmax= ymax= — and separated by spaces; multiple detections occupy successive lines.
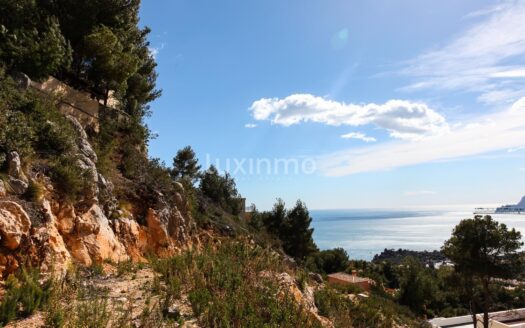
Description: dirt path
xmin=5 ymin=266 xmax=199 ymax=328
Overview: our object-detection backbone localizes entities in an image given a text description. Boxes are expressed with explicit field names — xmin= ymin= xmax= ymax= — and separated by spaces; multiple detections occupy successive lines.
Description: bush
xmin=307 ymin=248 xmax=350 ymax=274
xmin=23 ymin=180 xmax=45 ymax=202
xmin=199 ymin=165 xmax=242 ymax=215
xmin=151 ymin=241 xmax=322 ymax=327
xmin=314 ymin=285 xmax=426 ymax=328
xmin=0 ymin=268 xmax=52 ymax=326
xmin=50 ymin=156 xmax=90 ymax=202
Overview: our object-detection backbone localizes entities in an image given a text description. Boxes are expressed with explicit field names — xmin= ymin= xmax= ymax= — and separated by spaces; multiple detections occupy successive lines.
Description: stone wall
xmin=29 ymin=76 xmax=101 ymax=132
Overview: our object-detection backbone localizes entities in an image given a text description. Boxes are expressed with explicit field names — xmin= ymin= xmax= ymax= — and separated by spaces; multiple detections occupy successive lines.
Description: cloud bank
xmin=250 ymin=94 xmax=448 ymax=141
xmin=317 ymin=97 xmax=525 ymax=176
xmin=401 ymin=0 xmax=525 ymax=104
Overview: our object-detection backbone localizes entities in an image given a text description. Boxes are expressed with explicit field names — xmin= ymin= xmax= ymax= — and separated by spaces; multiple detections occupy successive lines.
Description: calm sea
xmin=310 ymin=208 xmax=525 ymax=261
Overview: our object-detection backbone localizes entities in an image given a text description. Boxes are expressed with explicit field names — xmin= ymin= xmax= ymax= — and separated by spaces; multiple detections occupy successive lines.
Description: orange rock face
xmin=0 ymin=201 xmax=31 ymax=250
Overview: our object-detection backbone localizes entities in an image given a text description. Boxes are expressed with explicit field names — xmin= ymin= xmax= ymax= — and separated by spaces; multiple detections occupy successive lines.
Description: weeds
xmin=151 ymin=241 xmax=322 ymax=327
xmin=0 ymin=268 xmax=52 ymax=326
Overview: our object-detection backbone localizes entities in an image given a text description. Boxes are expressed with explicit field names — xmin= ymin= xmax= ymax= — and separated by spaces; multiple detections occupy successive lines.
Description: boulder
xmin=0 ymin=201 xmax=31 ymax=250
xmin=309 ymin=272 xmax=324 ymax=284
xmin=7 ymin=151 xmax=26 ymax=181
xmin=8 ymin=176 xmax=28 ymax=195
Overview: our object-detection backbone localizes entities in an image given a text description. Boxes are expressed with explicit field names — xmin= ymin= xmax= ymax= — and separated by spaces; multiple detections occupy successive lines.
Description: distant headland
xmin=474 ymin=195 xmax=525 ymax=214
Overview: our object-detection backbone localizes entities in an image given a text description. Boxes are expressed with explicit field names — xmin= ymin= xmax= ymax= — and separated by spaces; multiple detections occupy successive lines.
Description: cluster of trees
xmin=0 ymin=0 xmax=158 ymax=113
xmin=250 ymin=199 xmax=318 ymax=261
xmin=0 ymin=0 xmax=162 ymax=206
xmin=170 ymin=146 xmax=243 ymax=215
xmin=366 ymin=215 xmax=524 ymax=328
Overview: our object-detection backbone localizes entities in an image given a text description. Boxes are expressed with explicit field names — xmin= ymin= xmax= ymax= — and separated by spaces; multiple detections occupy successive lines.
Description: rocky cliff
xmin=0 ymin=116 xmax=198 ymax=278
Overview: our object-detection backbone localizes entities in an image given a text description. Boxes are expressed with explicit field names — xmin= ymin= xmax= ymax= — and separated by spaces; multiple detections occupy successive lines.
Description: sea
xmin=310 ymin=208 xmax=525 ymax=261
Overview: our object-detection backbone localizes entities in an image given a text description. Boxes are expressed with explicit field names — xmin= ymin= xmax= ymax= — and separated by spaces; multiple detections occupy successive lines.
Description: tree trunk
xmin=470 ymin=300 xmax=477 ymax=328
xmin=482 ymin=278 xmax=490 ymax=328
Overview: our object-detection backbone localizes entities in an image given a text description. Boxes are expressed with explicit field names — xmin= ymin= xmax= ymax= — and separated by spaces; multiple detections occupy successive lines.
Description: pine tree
xmin=280 ymin=200 xmax=318 ymax=261
xmin=443 ymin=215 xmax=523 ymax=328
xmin=171 ymin=146 xmax=201 ymax=183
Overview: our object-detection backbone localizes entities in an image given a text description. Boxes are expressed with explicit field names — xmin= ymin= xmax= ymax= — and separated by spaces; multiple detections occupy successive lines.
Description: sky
xmin=139 ymin=0 xmax=525 ymax=210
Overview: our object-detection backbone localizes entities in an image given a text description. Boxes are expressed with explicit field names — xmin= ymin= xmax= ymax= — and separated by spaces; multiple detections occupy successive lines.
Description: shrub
xmin=307 ymin=248 xmax=350 ymax=274
xmin=152 ymin=241 xmax=322 ymax=327
xmin=0 ymin=268 xmax=52 ymax=326
xmin=50 ymin=156 xmax=90 ymax=202
xmin=199 ymin=165 xmax=242 ymax=215
xmin=24 ymin=180 xmax=45 ymax=202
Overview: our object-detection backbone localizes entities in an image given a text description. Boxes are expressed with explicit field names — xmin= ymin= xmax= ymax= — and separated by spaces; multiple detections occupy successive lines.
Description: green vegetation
xmin=314 ymin=285 xmax=426 ymax=328
xmin=171 ymin=145 xmax=201 ymax=185
xmin=306 ymin=248 xmax=350 ymax=274
xmin=443 ymin=215 xmax=524 ymax=327
xmin=151 ymin=241 xmax=322 ymax=327
xmin=0 ymin=268 xmax=52 ymax=326
xmin=199 ymin=165 xmax=242 ymax=215
xmin=0 ymin=0 xmax=71 ymax=80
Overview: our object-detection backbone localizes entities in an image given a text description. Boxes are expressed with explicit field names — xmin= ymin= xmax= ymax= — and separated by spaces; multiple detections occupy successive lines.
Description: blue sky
xmin=139 ymin=0 xmax=525 ymax=210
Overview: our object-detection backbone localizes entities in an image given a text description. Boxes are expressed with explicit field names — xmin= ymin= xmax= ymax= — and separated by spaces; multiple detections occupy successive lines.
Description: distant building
xmin=327 ymin=271 xmax=374 ymax=292
xmin=429 ymin=308 xmax=525 ymax=328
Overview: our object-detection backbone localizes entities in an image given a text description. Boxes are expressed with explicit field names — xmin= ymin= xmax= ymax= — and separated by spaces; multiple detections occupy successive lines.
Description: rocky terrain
xmin=0 ymin=116 xmax=198 ymax=279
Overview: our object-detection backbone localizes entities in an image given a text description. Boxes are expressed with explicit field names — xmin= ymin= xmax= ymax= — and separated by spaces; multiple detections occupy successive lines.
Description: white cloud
xmin=250 ymin=94 xmax=449 ymax=141
xmin=520 ymin=168 xmax=525 ymax=171
xmin=148 ymin=43 xmax=166 ymax=59
xmin=244 ymin=123 xmax=257 ymax=128
xmin=401 ymin=1 xmax=525 ymax=104
xmin=508 ymin=146 xmax=525 ymax=153
xmin=404 ymin=190 xmax=436 ymax=196
xmin=490 ymin=69 xmax=525 ymax=78
xmin=341 ymin=132 xmax=376 ymax=142
xmin=318 ymin=97 xmax=525 ymax=176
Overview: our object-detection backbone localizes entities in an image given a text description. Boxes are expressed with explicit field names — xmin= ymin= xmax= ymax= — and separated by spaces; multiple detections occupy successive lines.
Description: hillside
xmin=0 ymin=1 xmax=469 ymax=327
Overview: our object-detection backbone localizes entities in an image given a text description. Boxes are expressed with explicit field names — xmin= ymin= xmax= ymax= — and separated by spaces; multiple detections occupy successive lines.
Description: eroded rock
xmin=7 ymin=151 xmax=26 ymax=181
xmin=8 ymin=177 xmax=28 ymax=195
xmin=0 ymin=180 xmax=6 ymax=197
xmin=0 ymin=201 xmax=31 ymax=250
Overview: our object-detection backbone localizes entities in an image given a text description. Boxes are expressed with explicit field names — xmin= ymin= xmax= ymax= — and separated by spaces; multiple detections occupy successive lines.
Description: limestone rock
xmin=7 ymin=151 xmax=26 ymax=181
xmin=113 ymin=217 xmax=148 ymax=262
xmin=67 ymin=116 xmax=99 ymax=199
xmin=55 ymin=204 xmax=76 ymax=234
xmin=146 ymin=208 xmax=171 ymax=248
xmin=37 ymin=199 xmax=72 ymax=276
xmin=309 ymin=272 xmax=324 ymax=284
xmin=8 ymin=177 xmax=28 ymax=195
xmin=0 ymin=180 xmax=6 ymax=197
xmin=0 ymin=201 xmax=31 ymax=250
xmin=77 ymin=204 xmax=129 ymax=264
xmin=67 ymin=116 xmax=98 ymax=162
